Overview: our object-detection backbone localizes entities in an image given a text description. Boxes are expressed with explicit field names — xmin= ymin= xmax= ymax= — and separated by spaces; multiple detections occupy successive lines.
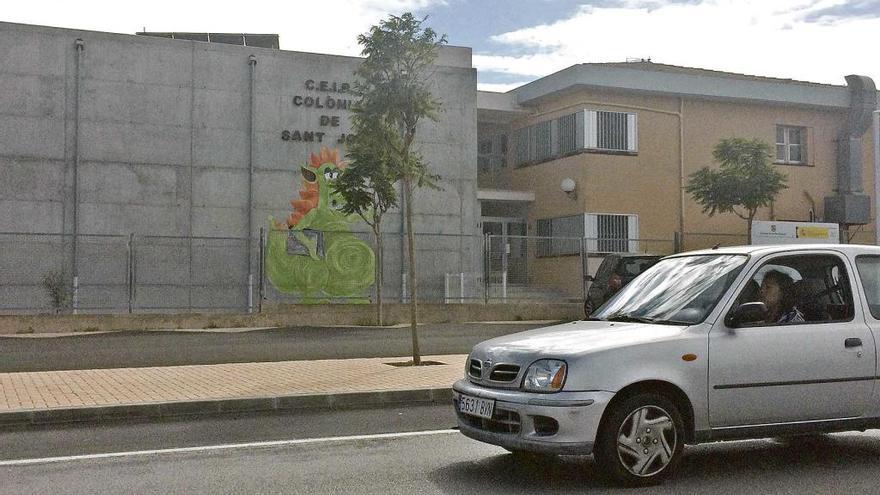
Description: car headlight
xmin=521 ymin=359 xmax=567 ymax=393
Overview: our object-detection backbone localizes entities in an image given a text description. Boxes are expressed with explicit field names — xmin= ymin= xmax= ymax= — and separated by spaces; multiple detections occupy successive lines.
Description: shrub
xmin=42 ymin=269 xmax=71 ymax=313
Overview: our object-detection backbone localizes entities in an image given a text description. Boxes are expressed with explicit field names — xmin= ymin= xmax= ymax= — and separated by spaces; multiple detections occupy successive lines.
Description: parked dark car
xmin=584 ymin=254 xmax=663 ymax=317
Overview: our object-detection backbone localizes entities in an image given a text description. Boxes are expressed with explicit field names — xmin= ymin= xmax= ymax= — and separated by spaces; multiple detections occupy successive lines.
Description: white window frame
xmin=584 ymin=213 xmax=640 ymax=253
xmin=776 ymin=125 xmax=806 ymax=165
xmin=584 ymin=110 xmax=637 ymax=153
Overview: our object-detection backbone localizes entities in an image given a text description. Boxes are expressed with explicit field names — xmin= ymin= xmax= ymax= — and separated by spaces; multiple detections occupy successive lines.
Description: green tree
xmin=354 ymin=13 xmax=445 ymax=365
xmin=333 ymin=111 xmax=400 ymax=326
xmin=686 ymin=138 xmax=788 ymax=243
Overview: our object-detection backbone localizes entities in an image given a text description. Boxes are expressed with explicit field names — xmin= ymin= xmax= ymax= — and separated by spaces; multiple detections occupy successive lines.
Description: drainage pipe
xmin=247 ymin=54 xmax=256 ymax=313
xmin=72 ymin=38 xmax=84 ymax=313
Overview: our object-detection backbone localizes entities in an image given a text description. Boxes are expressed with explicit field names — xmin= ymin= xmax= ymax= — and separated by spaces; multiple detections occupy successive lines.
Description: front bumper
xmin=452 ymin=379 xmax=614 ymax=455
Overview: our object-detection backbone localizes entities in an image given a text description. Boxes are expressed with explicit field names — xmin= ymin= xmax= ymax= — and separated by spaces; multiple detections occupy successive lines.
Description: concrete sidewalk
xmin=0 ymin=354 xmax=467 ymax=426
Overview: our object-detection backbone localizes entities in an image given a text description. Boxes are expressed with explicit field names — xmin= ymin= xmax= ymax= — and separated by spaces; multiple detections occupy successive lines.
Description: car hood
xmin=471 ymin=320 xmax=687 ymax=364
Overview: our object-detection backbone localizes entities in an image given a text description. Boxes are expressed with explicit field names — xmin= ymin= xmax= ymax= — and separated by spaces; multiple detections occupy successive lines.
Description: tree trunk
xmin=747 ymin=211 xmax=755 ymax=245
xmin=403 ymin=176 xmax=421 ymax=365
xmin=374 ymin=226 xmax=384 ymax=327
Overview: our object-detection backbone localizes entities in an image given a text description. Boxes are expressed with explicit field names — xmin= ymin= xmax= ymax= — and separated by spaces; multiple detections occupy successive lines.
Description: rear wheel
xmin=594 ymin=393 xmax=684 ymax=486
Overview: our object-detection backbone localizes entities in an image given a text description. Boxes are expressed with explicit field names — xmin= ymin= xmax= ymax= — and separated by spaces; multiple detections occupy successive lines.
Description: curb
xmin=0 ymin=388 xmax=454 ymax=427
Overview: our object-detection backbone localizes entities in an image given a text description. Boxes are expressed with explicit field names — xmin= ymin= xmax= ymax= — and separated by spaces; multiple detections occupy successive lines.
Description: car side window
xmin=855 ymin=256 xmax=880 ymax=319
xmin=732 ymin=254 xmax=854 ymax=326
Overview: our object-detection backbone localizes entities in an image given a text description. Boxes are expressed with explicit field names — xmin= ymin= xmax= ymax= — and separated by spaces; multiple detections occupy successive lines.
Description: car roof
xmin=669 ymin=244 xmax=880 ymax=258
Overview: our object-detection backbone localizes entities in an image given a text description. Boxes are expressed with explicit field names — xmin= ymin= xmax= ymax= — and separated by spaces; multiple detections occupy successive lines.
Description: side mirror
xmin=724 ymin=302 xmax=767 ymax=329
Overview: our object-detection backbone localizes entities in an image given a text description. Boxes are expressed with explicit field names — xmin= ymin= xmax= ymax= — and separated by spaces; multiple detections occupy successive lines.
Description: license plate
xmin=458 ymin=394 xmax=495 ymax=419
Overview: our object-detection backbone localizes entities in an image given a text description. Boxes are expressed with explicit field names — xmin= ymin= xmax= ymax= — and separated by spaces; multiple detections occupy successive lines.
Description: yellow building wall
xmin=500 ymin=88 xmax=876 ymax=254
xmin=486 ymin=86 xmax=877 ymax=296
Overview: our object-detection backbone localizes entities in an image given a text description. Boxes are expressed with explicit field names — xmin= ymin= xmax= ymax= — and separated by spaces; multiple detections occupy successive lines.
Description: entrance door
xmin=482 ymin=218 xmax=528 ymax=285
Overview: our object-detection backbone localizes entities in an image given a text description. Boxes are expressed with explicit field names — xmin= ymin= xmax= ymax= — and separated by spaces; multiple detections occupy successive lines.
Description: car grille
xmin=468 ymin=359 xmax=482 ymax=379
xmin=489 ymin=364 xmax=520 ymax=382
xmin=457 ymin=406 xmax=521 ymax=434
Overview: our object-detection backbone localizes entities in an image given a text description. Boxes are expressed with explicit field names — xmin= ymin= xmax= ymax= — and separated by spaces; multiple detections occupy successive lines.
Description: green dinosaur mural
xmin=267 ymin=147 xmax=375 ymax=303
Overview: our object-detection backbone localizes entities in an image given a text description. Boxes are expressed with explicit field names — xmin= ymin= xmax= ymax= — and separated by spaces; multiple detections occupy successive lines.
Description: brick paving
xmin=0 ymin=355 xmax=467 ymax=412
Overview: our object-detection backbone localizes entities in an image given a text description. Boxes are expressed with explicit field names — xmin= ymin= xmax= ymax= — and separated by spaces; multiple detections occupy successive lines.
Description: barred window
xmin=514 ymin=127 xmax=529 ymax=166
xmin=537 ymin=215 xmax=584 ymax=257
xmin=596 ymin=111 xmax=629 ymax=151
xmin=533 ymin=121 xmax=552 ymax=161
xmin=512 ymin=109 xmax=636 ymax=167
xmin=585 ymin=213 xmax=639 ymax=253
xmin=557 ymin=113 xmax=578 ymax=154
xmin=597 ymin=214 xmax=630 ymax=253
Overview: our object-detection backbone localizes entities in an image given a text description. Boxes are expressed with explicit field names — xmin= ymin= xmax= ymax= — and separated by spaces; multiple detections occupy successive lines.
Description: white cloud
xmin=477 ymin=0 xmax=880 ymax=85
xmin=2 ymin=0 xmax=446 ymax=57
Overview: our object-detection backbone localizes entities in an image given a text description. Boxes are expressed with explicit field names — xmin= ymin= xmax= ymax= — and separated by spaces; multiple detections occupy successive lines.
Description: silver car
xmin=454 ymin=245 xmax=880 ymax=486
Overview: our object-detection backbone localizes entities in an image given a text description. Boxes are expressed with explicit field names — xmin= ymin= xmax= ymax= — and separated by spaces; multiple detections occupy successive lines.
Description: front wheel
xmin=594 ymin=393 xmax=684 ymax=486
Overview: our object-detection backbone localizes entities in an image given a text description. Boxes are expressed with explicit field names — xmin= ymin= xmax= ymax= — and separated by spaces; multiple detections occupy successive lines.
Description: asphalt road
xmin=3 ymin=405 xmax=880 ymax=494
xmin=0 ymin=322 xmax=550 ymax=372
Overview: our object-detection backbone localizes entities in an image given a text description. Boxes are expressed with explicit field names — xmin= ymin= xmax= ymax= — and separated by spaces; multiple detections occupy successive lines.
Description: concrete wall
xmin=0 ymin=302 xmax=582 ymax=334
xmin=0 ymin=22 xmax=479 ymax=313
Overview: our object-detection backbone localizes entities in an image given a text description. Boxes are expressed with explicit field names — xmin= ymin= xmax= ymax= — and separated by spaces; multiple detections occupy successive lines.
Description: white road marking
xmin=0 ymin=429 xmax=459 ymax=467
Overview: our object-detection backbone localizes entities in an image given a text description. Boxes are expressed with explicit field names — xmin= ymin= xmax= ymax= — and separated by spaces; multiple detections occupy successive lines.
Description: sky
xmin=3 ymin=0 xmax=880 ymax=92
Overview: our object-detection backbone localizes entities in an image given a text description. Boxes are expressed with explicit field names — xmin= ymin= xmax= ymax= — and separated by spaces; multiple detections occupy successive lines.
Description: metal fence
xmin=3 ymin=230 xmax=686 ymax=314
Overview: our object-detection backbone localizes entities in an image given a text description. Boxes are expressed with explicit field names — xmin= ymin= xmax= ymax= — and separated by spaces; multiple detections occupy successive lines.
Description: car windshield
xmin=591 ymin=254 xmax=748 ymax=325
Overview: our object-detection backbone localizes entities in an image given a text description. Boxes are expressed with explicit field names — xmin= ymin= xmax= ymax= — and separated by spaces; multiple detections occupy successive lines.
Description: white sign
xmin=751 ymin=221 xmax=839 ymax=245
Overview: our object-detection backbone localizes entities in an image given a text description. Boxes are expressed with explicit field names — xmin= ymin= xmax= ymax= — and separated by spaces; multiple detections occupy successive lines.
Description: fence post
xmin=127 ymin=233 xmax=134 ymax=313
xmin=483 ymin=233 xmax=490 ymax=304
xmin=460 ymin=272 xmax=465 ymax=304
xmin=72 ymin=276 xmax=79 ymax=315
xmin=580 ymin=237 xmax=587 ymax=300
xmin=258 ymin=227 xmax=265 ymax=313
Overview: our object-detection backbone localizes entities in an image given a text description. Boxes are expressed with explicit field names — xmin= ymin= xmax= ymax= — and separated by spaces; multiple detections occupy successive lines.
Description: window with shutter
xmin=585 ymin=213 xmax=639 ymax=253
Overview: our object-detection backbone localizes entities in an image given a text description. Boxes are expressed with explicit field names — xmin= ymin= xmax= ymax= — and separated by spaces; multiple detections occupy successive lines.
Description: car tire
xmin=594 ymin=393 xmax=685 ymax=487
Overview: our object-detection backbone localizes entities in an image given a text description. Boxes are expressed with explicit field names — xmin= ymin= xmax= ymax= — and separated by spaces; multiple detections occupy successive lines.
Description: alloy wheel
xmin=615 ymin=405 xmax=677 ymax=477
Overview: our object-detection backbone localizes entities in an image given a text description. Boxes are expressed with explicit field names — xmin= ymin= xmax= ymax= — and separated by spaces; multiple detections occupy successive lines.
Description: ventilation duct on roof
xmin=824 ymin=75 xmax=877 ymax=226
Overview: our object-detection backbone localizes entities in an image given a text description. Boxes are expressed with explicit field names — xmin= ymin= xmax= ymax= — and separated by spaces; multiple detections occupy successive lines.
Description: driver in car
xmin=760 ymin=270 xmax=805 ymax=324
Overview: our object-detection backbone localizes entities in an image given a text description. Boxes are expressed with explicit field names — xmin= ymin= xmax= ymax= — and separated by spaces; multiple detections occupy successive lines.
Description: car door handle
xmin=845 ymin=338 xmax=862 ymax=348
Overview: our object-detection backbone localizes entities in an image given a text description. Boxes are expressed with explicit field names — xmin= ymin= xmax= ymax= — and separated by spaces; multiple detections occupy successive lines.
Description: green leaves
xmin=686 ymin=138 xmax=787 ymax=221
xmin=334 ymin=13 xmax=446 ymax=228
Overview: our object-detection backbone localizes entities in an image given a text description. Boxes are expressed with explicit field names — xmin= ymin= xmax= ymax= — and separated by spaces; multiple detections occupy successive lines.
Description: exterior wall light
xmin=560 ymin=177 xmax=577 ymax=200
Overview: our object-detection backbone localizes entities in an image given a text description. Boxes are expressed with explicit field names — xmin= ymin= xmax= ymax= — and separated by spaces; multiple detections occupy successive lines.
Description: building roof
xmin=504 ymin=60 xmax=865 ymax=110
xmin=587 ymin=61 xmax=843 ymax=89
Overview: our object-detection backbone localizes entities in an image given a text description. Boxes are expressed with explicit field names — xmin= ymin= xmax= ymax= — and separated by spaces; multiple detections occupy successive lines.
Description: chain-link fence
xmin=482 ymin=235 xmax=676 ymax=304
xmin=3 ymin=230 xmax=677 ymax=314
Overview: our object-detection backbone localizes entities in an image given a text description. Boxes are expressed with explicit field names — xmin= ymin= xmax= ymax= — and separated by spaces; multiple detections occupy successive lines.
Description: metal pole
xmin=72 ymin=38 xmax=84 ymax=310
xmin=258 ymin=227 xmax=265 ymax=313
xmin=72 ymin=276 xmax=79 ymax=315
xmin=247 ymin=55 xmax=257 ymax=312
xmin=128 ymin=233 xmax=134 ymax=313
xmin=580 ymin=237 xmax=587 ymax=300
xmin=444 ymin=273 xmax=450 ymax=304
xmin=460 ymin=272 xmax=465 ymax=304
xmin=483 ymin=233 xmax=490 ymax=303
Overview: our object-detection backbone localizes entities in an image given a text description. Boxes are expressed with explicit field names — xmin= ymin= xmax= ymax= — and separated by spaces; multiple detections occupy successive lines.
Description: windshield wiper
xmin=605 ymin=313 xmax=654 ymax=323
xmin=604 ymin=314 xmax=690 ymax=325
